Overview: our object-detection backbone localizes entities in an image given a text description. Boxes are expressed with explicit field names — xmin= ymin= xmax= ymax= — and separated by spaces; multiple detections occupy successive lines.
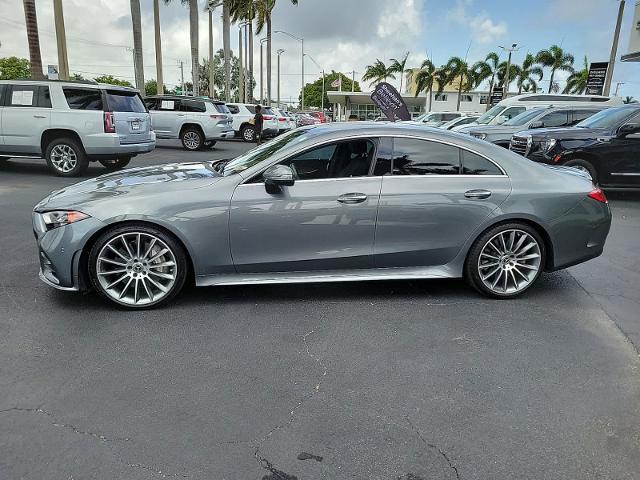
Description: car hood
xmin=36 ymin=162 xmax=223 ymax=211
xmin=515 ymin=126 xmax=609 ymax=140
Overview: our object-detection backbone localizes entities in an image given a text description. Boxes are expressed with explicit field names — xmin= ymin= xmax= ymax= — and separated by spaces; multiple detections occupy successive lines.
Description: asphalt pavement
xmin=1 ymin=139 xmax=639 ymax=480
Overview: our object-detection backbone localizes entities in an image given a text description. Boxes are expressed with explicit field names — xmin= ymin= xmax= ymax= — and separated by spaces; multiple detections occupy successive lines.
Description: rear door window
xmin=540 ymin=110 xmax=569 ymax=127
xmin=63 ymin=87 xmax=103 ymax=110
xmin=570 ymin=109 xmax=600 ymax=125
xmin=461 ymin=150 xmax=503 ymax=175
xmin=105 ymin=90 xmax=146 ymax=113
xmin=180 ymin=100 xmax=206 ymax=112
xmin=8 ymin=85 xmax=39 ymax=107
xmin=227 ymin=104 xmax=240 ymax=114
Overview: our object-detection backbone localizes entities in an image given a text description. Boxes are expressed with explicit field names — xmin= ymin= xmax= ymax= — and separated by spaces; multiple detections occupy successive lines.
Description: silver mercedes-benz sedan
xmin=33 ymin=123 xmax=611 ymax=308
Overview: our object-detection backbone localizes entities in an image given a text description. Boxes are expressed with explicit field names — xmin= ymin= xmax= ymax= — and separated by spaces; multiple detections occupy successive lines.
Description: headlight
xmin=471 ymin=132 xmax=487 ymax=140
xmin=40 ymin=210 xmax=90 ymax=230
xmin=541 ymin=138 xmax=557 ymax=153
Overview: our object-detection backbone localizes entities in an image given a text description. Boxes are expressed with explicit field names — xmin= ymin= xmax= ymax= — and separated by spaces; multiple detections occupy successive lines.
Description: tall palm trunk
xmin=223 ymin=1 xmax=231 ymax=101
xmin=208 ymin=8 xmax=214 ymax=98
xmin=130 ymin=0 xmax=145 ymax=93
xmin=548 ymin=68 xmax=555 ymax=93
xmin=189 ymin=0 xmax=199 ymax=96
xmin=153 ymin=0 xmax=164 ymax=94
xmin=266 ymin=14 xmax=272 ymax=105
xmin=22 ymin=0 xmax=43 ymax=79
xmin=248 ymin=22 xmax=254 ymax=102
xmin=456 ymin=73 xmax=463 ymax=111
xmin=53 ymin=0 xmax=69 ymax=80
xmin=428 ymin=87 xmax=433 ymax=112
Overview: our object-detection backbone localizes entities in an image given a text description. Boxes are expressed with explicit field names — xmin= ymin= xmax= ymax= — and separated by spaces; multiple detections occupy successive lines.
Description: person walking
xmin=253 ymin=105 xmax=264 ymax=145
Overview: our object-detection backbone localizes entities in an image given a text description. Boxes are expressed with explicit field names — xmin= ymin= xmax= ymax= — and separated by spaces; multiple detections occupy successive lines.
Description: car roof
xmin=146 ymin=95 xmax=224 ymax=104
xmin=0 ymin=79 xmax=137 ymax=92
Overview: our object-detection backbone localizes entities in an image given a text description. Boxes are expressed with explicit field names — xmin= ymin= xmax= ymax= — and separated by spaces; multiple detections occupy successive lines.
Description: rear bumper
xmin=205 ymin=129 xmax=234 ymax=140
xmin=84 ymin=132 xmax=156 ymax=156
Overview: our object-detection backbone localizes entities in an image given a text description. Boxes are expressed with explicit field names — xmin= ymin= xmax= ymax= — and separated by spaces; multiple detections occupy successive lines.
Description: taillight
xmin=588 ymin=187 xmax=607 ymax=204
xmin=104 ymin=112 xmax=115 ymax=133
xmin=263 ymin=115 xmax=273 ymax=120
xmin=278 ymin=117 xmax=286 ymax=122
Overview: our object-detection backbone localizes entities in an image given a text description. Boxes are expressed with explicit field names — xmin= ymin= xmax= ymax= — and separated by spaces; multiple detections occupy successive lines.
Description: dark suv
xmin=510 ymin=105 xmax=640 ymax=187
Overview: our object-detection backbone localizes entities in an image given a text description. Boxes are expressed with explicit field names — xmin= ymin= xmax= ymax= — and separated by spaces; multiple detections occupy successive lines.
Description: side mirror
xmin=263 ymin=164 xmax=294 ymax=193
xmin=496 ymin=115 xmax=508 ymax=125
xmin=528 ymin=121 xmax=543 ymax=129
xmin=617 ymin=123 xmax=640 ymax=138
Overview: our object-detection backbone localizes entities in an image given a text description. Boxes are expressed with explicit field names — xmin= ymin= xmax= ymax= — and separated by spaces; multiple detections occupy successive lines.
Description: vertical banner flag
xmin=370 ymin=82 xmax=411 ymax=121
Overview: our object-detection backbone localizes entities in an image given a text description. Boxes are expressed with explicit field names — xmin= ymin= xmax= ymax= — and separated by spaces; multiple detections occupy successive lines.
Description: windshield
xmin=475 ymin=105 xmax=504 ymax=124
xmin=414 ymin=112 xmax=437 ymax=122
xmin=504 ymin=108 xmax=545 ymax=126
xmin=576 ymin=107 xmax=636 ymax=129
xmin=223 ymin=129 xmax=313 ymax=176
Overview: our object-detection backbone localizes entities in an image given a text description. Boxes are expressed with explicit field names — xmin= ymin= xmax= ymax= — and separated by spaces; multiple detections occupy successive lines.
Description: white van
xmin=452 ymin=93 xmax=624 ymax=132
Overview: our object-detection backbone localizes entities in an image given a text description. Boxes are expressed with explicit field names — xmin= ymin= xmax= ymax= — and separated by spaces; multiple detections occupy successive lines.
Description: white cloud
xmin=447 ymin=0 xmax=507 ymax=45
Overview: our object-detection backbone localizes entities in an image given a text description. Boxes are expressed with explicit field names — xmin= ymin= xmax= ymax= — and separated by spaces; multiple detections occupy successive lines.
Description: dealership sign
xmin=370 ymin=82 xmax=411 ymax=121
xmin=490 ymin=87 xmax=504 ymax=105
xmin=585 ymin=62 xmax=609 ymax=95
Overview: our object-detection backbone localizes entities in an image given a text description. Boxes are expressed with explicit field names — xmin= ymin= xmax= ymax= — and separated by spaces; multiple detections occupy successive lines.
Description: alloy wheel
xmin=95 ymin=232 xmax=178 ymax=306
xmin=243 ymin=128 xmax=254 ymax=141
xmin=183 ymin=131 xmax=201 ymax=150
xmin=477 ymin=229 xmax=542 ymax=294
xmin=50 ymin=144 xmax=77 ymax=173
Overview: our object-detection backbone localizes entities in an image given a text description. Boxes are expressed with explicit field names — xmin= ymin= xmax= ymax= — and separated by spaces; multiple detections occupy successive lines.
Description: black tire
xmin=180 ymin=127 xmax=204 ymax=151
xmin=99 ymin=157 xmax=131 ymax=172
xmin=202 ymin=140 xmax=217 ymax=149
xmin=240 ymin=125 xmax=256 ymax=142
xmin=464 ymin=222 xmax=546 ymax=299
xmin=563 ymin=159 xmax=597 ymax=184
xmin=88 ymin=223 xmax=188 ymax=309
xmin=44 ymin=137 xmax=88 ymax=177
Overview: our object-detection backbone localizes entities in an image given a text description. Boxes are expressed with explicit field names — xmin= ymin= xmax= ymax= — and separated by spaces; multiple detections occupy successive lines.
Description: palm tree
xmin=229 ymin=0 xmax=256 ymax=101
xmin=444 ymin=56 xmax=476 ymax=111
xmin=254 ymin=0 xmax=299 ymax=105
xmin=362 ymin=59 xmax=395 ymax=87
xmin=130 ymin=0 xmax=145 ymax=92
xmin=472 ymin=52 xmax=500 ymax=97
xmin=22 ymin=0 xmax=43 ymax=79
xmin=516 ymin=53 xmax=543 ymax=94
xmin=410 ymin=59 xmax=446 ymax=112
xmin=563 ymin=56 xmax=589 ymax=94
xmin=166 ymin=0 xmax=200 ymax=95
xmin=535 ymin=45 xmax=575 ymax=94
xmin=153 ymin=0 xmax=164 ymax=94
xmin=623 ymin=96 xmax=638 ymax=104
xmin=520 ymin=82 xmax=535 ymax=93
xmin=389 ymin=52 xmax=410 ymax=93
xmin=496 ymin=61 xmax=522 ymax=92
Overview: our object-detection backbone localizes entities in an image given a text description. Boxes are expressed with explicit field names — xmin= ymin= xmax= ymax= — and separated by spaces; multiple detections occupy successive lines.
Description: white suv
xmin=0 ymin=80 xmax=155 ymax=176
xmin=226 ymin=103 xmax=279 ymax=142
xmin=144 ymin=96 xmax=233 ymax=150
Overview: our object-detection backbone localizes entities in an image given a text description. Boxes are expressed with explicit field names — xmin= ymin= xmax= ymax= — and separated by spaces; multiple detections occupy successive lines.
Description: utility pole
xmin=238 ymin=26 xmax=244 ymax=103
xmin=260 ymin=37 xmax=267 ymax=104
xmin=499 ymin=43 xmax=519 ymax=98
xmin=615 ymin=81 xmax=625 ymax=96
xmin=348 ymin=70 xmax=358 ymax=92
xmin=277 ymin=49 xmax=285 ymax=108
xmin=53 ymin=0 xmax=69 ymax=80
xmin=207 ymin=3 xmax=214 ymax=98
xmin=154 ymin=0 xmax=164 ymax=94
xmin=129 ymin=0 xmax=145 ymax=93
xmin=179 ymin=60 xmax=185 ymax=95
xmin=604 ymin=0 xmax=626 ymax=96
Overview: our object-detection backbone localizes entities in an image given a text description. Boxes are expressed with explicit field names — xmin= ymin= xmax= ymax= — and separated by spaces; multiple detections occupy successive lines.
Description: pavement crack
xmin=254 ymin=447 xmax=298 ymax=480
xmin=405 ymin=416 xmax=461 ymax=480
xmin=0 ymin=406 xmax=130 ymax=443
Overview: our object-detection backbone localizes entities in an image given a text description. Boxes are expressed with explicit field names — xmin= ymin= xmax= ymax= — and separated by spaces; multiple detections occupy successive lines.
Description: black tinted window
xmin=214 ymin=103 xmax=230 ymax=114
xmin=245 ymin=105 xmax=256 ymax=114
xmin=63 ymin=88 xmax=103 ymax=110
xmin=105 ymin=90 xmax=146 ymax=112
xmin=392 ymin=138 xmax=460 ymax=175
xmin=540 ymin=110 xmax=569 ymax=127
xmin=180 ymin=100 xmax=206 ymax=112
xmin=571 ymin=109 xmax=600 ymax=124
xmin=461 ymin=150 xmax=502 ymax=175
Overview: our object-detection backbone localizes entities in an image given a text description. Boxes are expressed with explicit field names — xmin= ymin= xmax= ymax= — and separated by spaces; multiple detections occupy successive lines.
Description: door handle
xmin=33 ymin=115 xmax=46 ymax=119
xmin=464 ymin=189 xmax=492 ymax=199
xmin=177 ymin=114 xmax=186 ymax=116
xmin=337 ymin=193 xmax=368 ymax=204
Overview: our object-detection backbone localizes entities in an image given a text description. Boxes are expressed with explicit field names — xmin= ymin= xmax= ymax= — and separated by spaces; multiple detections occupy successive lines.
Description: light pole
xmin=604 ymin=0 xmax=626 ymax=96
xmin=615 ymin=81 xmax=625 ymax=96
xmin=498 ymin=43 xmax=519 ymax=98
xmin=238 ymin=24 xmax=244 ymax=103
xmin=305 ymin=53 xmax=325 ymax=112
xmin=277 ymin=49 xmax=285 ymax=108
xmin=259 ymin=37 xmax=268 ymax=104
xmin=274 ymin=30 xmax=304 ymax=110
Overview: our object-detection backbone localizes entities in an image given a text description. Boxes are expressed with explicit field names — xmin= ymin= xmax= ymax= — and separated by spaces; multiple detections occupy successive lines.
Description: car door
xmin=229 ymin=138 xmax=382 ymax=273
xmin=374 ymin=136 xmax=512 ymax=268
xmin=601 ymin=111 xmax=640 ymax=186
xmin=1 ymin=84 xmax=51 ymax=154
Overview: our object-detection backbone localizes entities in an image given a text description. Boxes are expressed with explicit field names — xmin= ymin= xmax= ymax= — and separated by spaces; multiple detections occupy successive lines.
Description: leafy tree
xmin=535 ymin=45 xmax=574 ymax=93
xmin=362 ymin=59 xmax=395 ymax=87
xmin=389 ymin=52 xmax=410 ymax=92
xmin=70 ymin=73 xmax=87 ymax=81
xmin=563 ymin=56 xmax=589 ymax=94
xmin=496 ymin=61 xmax=522 ymax=91
xmin=515 ymin=53 xmax=543 ymax=94
xmin=300 ymin=71 xmax=361 ymax=108
xmin=93 ymin=75 xmax=134 ymax=88
xmin=145 ymin=79 xmax=167 ymax=96
xmin=472 ymin=52 xmax=500 ymax=96
xmin=0 ymin=57 xmax=31 ymax=79
xmin=444 ymin=56 xmax=476 ymax=111
xmin=623 ymin=96 xmax=638 ymax=104
xmin=409 ymin=59 xmax=447 ymax=112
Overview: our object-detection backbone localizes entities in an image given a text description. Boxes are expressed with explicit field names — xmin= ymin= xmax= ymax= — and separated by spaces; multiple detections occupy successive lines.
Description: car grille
xmin=509 ymin=136 xmax=530 ymax=156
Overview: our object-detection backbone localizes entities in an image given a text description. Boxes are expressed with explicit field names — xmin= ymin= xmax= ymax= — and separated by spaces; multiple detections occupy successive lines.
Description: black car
xmin=510 ymin=105 xmax=640 ymax=187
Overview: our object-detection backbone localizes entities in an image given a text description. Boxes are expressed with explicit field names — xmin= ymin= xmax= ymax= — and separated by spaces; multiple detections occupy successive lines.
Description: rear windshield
xmin=214 ymin=103 xmax=231 ymax=114
xmin=106 ymin=90 xmax=146 ymax=113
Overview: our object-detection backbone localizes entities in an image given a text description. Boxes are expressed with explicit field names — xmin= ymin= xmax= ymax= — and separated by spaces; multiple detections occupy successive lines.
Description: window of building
xmin=349 ymin=104 xmax=381 ymax=121
xmin=479 ymin=95 xmax=489 ymax=105
xmin=460 ymin=94 xmax=473 ymax=102
xmin=391 ymin=138 xmax=460 ymax=175
xmin=434 ymin=93 xmax=447 ymax=101
xmin=63 ymin=88 xmax=103 ymax=110
xmin=461 ymin=150 xmax=503 ymax=175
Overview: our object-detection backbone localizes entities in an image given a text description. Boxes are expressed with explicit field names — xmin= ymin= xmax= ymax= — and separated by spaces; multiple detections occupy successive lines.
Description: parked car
xmin=411 ymin=111 xmax=463 ymax=126
xmin=226 ymin=103 xmax=278 ymax=142
xmin=295 ymin=113 xmax=319 ymax=126
xmin=453 ymin=93 xmax=624 ymax=133
xmin=305 ymin=111 xmax=329 ymax=123
xmin=33 ymin=122 xmax=610 ymax=308
xmin=144 ymin=95 xmax=233 ymax=150
xmin=439 ymin=115 xmax=480 ymax=130
xmin=510 ymin=105 xmax=640 ymax=187
xmin=271 ymin=107 xmax=294 ymax=134
xmin=0 ymin=79 xmax=155 ymax=176
xmin=468 ymin=106 xmax=605 ymax=148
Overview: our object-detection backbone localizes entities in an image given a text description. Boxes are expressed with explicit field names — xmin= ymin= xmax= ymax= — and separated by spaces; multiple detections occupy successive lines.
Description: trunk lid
xmin=105 ymin=89 xmax=153 ymax=144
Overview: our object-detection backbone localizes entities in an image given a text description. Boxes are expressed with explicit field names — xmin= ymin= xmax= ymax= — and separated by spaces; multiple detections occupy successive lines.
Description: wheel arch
xmin=559 ymin=150 xmax=601 ymax=176
xmin=179 ymin=123 xmax=205 ymax=138
xmin=41 ymin=129 xmax=85 ymax=157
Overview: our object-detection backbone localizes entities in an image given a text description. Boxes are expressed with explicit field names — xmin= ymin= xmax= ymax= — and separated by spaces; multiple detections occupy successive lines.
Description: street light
xmin=498 ymin=43 xmax=519 ymax=97
xmin=259 ymin=37 xmax=268 ymax=104
xmin=277 ymin=49 xmax=285 ymax=108
xmin=274 ymin=30 xmax=304 ymax=110
xmin=304 ymin=53 xmax=325 ymax=112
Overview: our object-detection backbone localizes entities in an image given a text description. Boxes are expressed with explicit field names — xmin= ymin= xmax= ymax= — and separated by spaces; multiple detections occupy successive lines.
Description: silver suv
xmin=0 ymin=80 xmax=155 ymax=176
xmin=144 ymin=96 xmax=233 ymax=150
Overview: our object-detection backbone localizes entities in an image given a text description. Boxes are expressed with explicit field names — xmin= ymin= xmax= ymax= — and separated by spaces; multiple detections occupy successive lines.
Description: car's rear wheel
xmin=465 ymin=223 xmax=545 ymax=298
xmin=202 ymin=140 xmax=217 ymax=149
xmin=88 ymin=224 xmax=188 ymax=309
xmin=240 ymin=125 xmax=255 ymax=142
xmin=180 ymin=127 xmax=203 ymax=151
xmin=99 ymin=157 xmax=131 ymax=172
xmin=563 ymin=159 xmax=597 ymax=184
xmin=45 ymin=138 xmax=88 ymax=177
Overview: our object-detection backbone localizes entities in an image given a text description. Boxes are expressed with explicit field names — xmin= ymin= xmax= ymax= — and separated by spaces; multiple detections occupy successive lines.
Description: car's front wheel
xmin=240 ymin=125 xmax=256 ymax=142
xmin=45 ymin=138 xmax=88 ymax=177
xmin=99 ymin=157 xmax=131 ymax=172
xmin=465 ymin=223 xmax=545 ymax=298
xmin=88 ymin=224 xmax=188 ymax=309
xmin=180 ymin=127 xmax=204 ymax=151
